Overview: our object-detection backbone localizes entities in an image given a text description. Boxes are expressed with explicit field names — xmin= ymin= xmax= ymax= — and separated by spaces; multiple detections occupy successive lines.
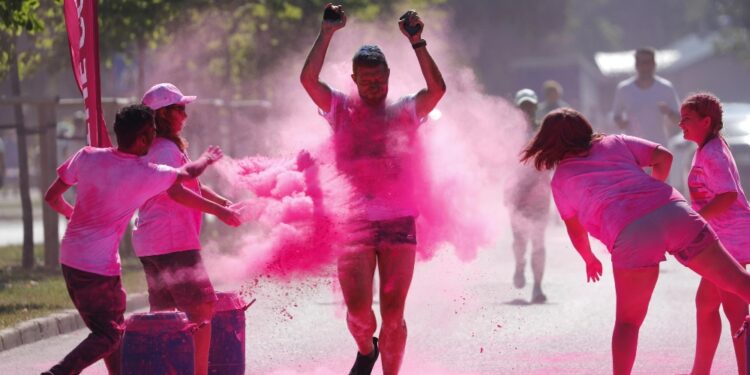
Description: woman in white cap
xmin=136 ymin=83 xmax=240 ymax=375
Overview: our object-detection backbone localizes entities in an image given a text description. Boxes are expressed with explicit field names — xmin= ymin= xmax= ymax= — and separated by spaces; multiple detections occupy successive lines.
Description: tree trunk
xmin=10 ymin=36 xmax=35 ymax=269
xmin=37 ymin=103 xmax=59 ymax=268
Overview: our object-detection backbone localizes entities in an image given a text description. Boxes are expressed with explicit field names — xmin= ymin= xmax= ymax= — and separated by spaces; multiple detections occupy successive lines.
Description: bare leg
xmin=612 ymin=266 xmax=659 ymax=375
xmin=530 ymin=230 xmax=546 ymax=286
xmin=684 ymin=241 xmax=750 ymax=304
xmin=530 ymin=220 xmax=547 ymax=302
xmin=338 ymin=246 xmax=378 ymax=355
xmin=184 ymin=301 xmax=215 ymax=375
xmin=718 ymin=281 xmax=749 ymax=375
xmin=510 ymin=216 xmax=528 ymax=289
xmin=690 ymin=278 xmax=722 ymax=375
xmin=377 ymin=243 xmax=416 ymax=375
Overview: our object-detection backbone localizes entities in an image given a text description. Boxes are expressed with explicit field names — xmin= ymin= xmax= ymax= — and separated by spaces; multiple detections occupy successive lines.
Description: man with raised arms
xmin=300 ymin=4 xmax=446 ymax=375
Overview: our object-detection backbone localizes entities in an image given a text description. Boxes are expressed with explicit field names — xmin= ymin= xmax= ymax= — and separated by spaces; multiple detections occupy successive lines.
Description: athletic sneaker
xmin=348 ymin=337 xmax=379 ymax=375
xmin=531 ymin=285 xmax=547 ymax=303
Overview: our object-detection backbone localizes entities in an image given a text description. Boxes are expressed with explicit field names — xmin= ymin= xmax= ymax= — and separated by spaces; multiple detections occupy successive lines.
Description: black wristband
xmin=412 ymin=39 xmax=426 ymax=49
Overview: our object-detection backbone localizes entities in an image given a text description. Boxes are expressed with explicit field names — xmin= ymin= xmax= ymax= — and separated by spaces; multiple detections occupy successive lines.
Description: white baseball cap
xmin=514 ymin=88 xmax=538 ymax=106
xmin=141 ymin=83 xmax=196 ymax=110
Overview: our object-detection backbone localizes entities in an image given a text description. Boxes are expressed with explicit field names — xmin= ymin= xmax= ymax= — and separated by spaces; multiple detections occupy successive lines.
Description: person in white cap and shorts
xmin=504 ymin=89 xmax=551 ymax=303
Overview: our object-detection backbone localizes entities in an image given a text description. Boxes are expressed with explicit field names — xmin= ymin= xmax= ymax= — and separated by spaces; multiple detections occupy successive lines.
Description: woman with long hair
xmin=681 ymin=93 xmax=750 ymax=375
xmin=135 ymin=83 xmax=240 ymax=375
xmin=521 ymin=108 xmax=750 ymax=375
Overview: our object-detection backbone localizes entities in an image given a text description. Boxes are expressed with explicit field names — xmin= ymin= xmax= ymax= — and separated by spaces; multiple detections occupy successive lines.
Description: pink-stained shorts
xmin=139 ymin=250 xmax=217 ymax=313
xmin=611 ymin=201 xmax=719 ymax=269
xmin=370 ymin=216 xmax=417 ymax=245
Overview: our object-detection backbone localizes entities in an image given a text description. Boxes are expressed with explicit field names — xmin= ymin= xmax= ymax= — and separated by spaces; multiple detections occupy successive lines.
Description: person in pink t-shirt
xmin=300 ymin=4 xmax=446 ymax=375
xmin=42 ymin=104 xmax=224 ymax=375
xmin=680 ymin=93 xmax=750 ymax=375
xmin=521 ymin=108 xmax=750 ymax=375
xmin=135 ymin=83 xmax=240 ymax=375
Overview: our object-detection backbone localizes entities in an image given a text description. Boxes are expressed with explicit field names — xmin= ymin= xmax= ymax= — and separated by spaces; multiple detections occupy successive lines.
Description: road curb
xmin=0 ymin=292 xmax=149 ymax=352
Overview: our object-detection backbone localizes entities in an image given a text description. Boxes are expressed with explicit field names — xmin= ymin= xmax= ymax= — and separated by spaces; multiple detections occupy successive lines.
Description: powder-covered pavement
xmin=0 ymin=223 xmax=739 ymax=374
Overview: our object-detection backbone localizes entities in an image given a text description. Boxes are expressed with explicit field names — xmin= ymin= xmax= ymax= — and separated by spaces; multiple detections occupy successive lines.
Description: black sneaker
xmin=348 ymin=337 xmax=379 ymax=375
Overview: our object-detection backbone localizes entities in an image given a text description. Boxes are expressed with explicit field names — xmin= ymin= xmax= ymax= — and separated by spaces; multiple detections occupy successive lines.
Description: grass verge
xmin=0 ymin=244 xmax=147 ymax=329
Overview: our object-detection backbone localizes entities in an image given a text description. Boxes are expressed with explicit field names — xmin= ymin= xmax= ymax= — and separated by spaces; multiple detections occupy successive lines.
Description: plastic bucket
xmin=208 ymin=292 xmax=250 ymax=375
xmin=121 ymin=311 xmax=196 ymax=375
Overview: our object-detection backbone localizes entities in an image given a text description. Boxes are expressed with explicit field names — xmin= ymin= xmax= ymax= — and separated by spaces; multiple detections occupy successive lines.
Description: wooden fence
xmin=0 ymin=96 xmax=270 ymax=269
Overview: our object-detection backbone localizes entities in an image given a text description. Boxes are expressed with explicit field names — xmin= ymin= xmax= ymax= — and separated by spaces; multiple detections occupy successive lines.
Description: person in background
xmin=135 ymin=82 xmax=241 ymax=375
xmin=536 ymin=80 xmax=570 ymax=121
xmin=612 ymin=47 xmax=680 ymax=145
xmin=42 ymin=105 xmax=224 ymax=375
xmin=505 ymin=88 xmax=551 ymax=303
xmin=680 ymin=93 xmax=750 ymax=375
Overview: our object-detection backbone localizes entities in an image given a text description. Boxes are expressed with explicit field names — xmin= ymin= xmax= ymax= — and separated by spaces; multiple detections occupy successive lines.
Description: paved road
xmin=0 ymin=224 xmax=740 ymax=374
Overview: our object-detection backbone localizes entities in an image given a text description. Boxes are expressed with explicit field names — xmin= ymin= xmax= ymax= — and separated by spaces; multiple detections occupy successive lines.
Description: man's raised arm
xmin=400 ymin=11 xmax=447 ymax=119
xmin=300 ymin=4 xmax=346 ymax=113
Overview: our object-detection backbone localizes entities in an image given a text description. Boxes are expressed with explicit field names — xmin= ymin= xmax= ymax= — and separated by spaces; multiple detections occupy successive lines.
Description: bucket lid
xmin=125 ymin=311 xmax=190 ymax=332
xmin=214 ymin=291 xmax=246 ymax=312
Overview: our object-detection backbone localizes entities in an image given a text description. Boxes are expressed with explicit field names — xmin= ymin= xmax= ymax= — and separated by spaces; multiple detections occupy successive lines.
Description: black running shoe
xmin=348 ymin=337 xmax=379 ymax=375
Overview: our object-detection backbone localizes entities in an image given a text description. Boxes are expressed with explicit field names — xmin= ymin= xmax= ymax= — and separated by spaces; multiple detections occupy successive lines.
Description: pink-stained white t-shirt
xmin=551 ymin=134 xmax=684 ymax=250
xmin=58 ymin=147 xmax=178 ymax=276
xmin=132 ymin=138 xmax=203 ymax=256
xmin=689 ymin=137 xmax=750 ymax=262
xmin=321 ymin=90 xmax=422 ymax=221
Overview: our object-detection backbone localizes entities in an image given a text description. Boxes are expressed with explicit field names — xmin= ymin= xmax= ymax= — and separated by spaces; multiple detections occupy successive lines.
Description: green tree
xmin=0 ymin=0 xmax=47 ymax=269
xmin=0 ymin=0 xmax=47 ymax=80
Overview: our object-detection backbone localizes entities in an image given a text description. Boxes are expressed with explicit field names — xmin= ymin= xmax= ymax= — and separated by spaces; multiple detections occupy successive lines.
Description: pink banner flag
xmin=63 ymin=0 xmax=111 ymax=147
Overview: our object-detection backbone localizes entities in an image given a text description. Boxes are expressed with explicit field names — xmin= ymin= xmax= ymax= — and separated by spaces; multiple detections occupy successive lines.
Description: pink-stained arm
xmin=399 ymin=13 xmax=446 ymax=119
xmin=698 ymin=191 xmax=738 ymax=220
xmin=177 ymin=145 xmax=223 ymax=183
xmin=649 ymin=146 xmax=673 ymax=182
xmin=200 ymin=185 xmax=232 ymax=207
xmin=167 ymin=183 xmax=241 ymax=227
xmin=563 ymin=215 xmax=603 ymax=283
xmin=300 ymin=4 xmax=346 ymax=113
xmin=44 ymin=177 xmax=74 ymax=220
